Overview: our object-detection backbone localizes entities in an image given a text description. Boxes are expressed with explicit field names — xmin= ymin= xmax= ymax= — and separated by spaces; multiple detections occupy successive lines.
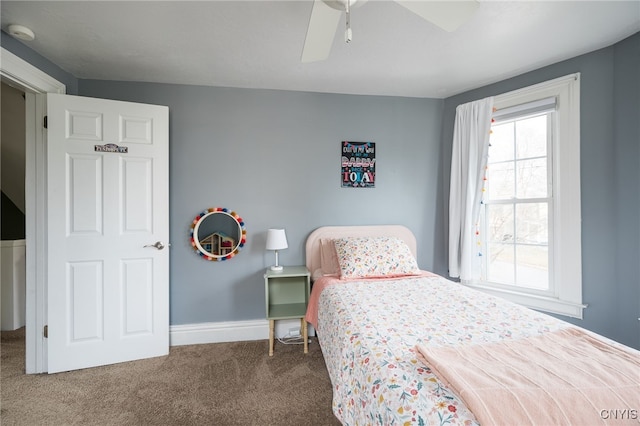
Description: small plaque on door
xmin=95 ymin=143 xmax=128 ymax=154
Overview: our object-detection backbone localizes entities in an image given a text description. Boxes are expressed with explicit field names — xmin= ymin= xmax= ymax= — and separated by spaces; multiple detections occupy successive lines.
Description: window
xmin=483 ymin=112 xmax=552 ymax=292
xmin=465 ymin=74 xmax=585 ymax=318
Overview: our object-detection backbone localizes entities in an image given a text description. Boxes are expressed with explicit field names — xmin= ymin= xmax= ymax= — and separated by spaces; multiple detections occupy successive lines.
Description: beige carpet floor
xmin=1 ymin=328 xmax=341 ymax=426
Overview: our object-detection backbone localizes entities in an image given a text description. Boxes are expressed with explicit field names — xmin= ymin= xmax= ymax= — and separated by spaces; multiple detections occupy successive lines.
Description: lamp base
xmin=270 ymin=265 xmax=283 ymax=272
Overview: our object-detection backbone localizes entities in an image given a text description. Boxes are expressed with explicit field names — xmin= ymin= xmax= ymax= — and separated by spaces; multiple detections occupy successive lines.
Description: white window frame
xmin=464 ymin=73 xmax=586 ymax=318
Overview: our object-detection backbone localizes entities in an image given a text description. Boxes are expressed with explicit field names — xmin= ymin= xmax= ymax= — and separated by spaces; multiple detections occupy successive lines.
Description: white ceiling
xmin=2 ymin=1 xmax=639 ymax=98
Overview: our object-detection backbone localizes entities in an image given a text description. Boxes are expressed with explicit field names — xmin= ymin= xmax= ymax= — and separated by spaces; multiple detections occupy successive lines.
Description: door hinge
xmin=43 ymin=115 xmax=48 ymax=129
xmin=43 ymin=325 xmax=48 ymax=338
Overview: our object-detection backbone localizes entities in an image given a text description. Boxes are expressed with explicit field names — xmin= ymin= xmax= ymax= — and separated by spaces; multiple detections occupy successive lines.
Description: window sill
xmin=463 ymin=282 xmax=587 ymax=319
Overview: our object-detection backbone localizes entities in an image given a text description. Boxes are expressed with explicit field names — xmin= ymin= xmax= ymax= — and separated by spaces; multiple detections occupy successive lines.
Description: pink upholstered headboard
xmin=305 ymin=225 xmax=417 ymax=276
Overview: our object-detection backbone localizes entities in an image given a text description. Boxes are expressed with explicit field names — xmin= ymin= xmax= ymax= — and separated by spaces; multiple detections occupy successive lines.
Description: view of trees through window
xmin=482 ymin=114 xmax=551 ymax=291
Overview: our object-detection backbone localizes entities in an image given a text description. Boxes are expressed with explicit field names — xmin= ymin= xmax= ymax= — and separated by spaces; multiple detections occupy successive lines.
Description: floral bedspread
xmin=312 ymin=274 xmax=568 ymax=425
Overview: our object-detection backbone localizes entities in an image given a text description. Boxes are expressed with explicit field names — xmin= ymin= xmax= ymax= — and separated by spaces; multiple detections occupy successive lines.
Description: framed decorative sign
xmin=341 ymin=141 xmax=375 ymax=188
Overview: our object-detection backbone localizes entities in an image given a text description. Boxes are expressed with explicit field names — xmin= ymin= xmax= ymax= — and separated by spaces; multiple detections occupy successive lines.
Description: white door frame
xmin=1 ymin=47 xmax=66 ymax=373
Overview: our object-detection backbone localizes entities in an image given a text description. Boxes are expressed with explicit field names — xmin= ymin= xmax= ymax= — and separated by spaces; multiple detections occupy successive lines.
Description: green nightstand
xmin=264 ymin=265 xmax=310 ymax=356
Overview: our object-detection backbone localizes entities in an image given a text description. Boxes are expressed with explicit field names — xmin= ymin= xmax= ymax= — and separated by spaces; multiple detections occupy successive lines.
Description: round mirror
xmin=190 ymin=207 xmax=246 ymax=261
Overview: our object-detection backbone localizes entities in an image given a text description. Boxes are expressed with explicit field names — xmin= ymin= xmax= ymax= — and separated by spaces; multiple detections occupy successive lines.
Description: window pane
xmin=487 ymin=204 xmax=513 ymax=243
xmin=516 ymin=158 xmax=547 ymax=198
xmin=515 ymin=203 xmax=548 ymax=244
xmin=516 ymin=115 xmax=547 ymax=159
xmin=489 ymin=122 xmax=514 ymax=163
xmin=487 ymin=243 xmax=515 ymax=285
xmin=485 ymin=107 xmax=554 ymax=297
xmin=515 ymin=245 xmax=549 ymax=290
xmin=487 ymin=162 xmax=514 ymax=200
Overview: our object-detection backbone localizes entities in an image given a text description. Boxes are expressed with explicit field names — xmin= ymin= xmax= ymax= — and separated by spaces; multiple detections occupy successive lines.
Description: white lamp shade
xmin=266 ymin=229 xmax=288 ymax=251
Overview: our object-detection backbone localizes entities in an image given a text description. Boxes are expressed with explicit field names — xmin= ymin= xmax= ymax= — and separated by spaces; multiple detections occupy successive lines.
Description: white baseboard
xmin=169 ymin=318 xmax=315 ymax=347
xmin=170 ymin=319 xmax=269 ymax=346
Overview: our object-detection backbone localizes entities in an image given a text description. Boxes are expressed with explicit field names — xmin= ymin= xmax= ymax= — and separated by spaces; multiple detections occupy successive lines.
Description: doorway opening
xmin=1 ymin=46 xmax=67 ymax=373
xmin=1 ymin=82 xmax=27 ymax=333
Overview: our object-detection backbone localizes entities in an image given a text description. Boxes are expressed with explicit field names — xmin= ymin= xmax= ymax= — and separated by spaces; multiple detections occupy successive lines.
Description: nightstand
xmin=264 ymin=265 xmax=310 ymax=356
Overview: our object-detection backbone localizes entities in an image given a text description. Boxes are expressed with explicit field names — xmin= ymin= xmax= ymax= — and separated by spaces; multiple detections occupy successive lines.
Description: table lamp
xmin=266 ymin=228 xmax=288 ymax=271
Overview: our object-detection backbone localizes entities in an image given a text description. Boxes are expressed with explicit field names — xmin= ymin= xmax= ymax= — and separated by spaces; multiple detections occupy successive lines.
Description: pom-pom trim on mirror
xmin=189 ymin=207 xmax=246 ymax=261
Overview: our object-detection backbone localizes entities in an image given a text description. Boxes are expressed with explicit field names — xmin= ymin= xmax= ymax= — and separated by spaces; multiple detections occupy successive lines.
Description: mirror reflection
xmin=190 ymin=208 xmax=246 ymax=261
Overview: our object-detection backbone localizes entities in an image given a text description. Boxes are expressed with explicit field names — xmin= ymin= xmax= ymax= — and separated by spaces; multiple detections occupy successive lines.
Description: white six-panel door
xmin=46 ymin=94 xmax=169 ymax=373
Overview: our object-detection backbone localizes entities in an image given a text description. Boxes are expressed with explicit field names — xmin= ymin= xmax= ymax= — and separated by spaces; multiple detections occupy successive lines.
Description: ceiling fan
xmin=301 ymin=0 xmax=479 ymax=63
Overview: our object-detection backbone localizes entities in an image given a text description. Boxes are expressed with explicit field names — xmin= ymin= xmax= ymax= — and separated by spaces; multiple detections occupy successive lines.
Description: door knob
xmin=144 ymin=241 xmax=167 ymax=250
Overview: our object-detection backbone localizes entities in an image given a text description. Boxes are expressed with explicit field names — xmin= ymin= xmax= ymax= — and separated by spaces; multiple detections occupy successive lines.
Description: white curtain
xmin=448 ymin=97 xmax=494 ymax=281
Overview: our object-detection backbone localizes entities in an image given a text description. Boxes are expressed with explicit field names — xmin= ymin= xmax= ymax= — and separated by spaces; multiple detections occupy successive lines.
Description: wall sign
xmin=95 ymin=143 xmax=128 ymax=153
xmin=341 ymin=141 xmax=375 ymax=188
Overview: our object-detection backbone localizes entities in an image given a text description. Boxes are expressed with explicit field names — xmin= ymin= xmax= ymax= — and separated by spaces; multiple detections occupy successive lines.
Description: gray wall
xmin=440 ymin=32 xmax=640 ymax=349
xmin=612 ymin=34 xmax=640 ymax=350
xmin=78 ymin=81 xmax=443 ymax=325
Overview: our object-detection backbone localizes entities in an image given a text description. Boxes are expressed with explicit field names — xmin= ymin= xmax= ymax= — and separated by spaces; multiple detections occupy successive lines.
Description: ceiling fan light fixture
xmin=303 ymin=0 xmax=478 ymax=63
xmin=323 ymin=0 xmax=368 ymax=12
xmin=7 ymin=24 xmax=35 ymax=41
xmin=345 ymin=0 xmax=352 ymax=43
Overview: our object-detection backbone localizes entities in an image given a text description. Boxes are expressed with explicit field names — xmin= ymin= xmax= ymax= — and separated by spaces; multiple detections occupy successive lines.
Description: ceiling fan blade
xmin=301 ymin=0 xmax=342 ymax=63
xmin=395 ymin=0 xmax=479 ymax=32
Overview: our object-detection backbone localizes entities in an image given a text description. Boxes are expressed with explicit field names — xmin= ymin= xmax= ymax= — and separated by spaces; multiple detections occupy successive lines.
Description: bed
xmin=305 ymin=225 xmax=640 ymax=426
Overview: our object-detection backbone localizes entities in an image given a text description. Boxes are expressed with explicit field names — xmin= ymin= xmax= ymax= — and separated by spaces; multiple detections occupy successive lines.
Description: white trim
xmin=473 ymin=73 xmax=583 ymax=319
xmin=1 ymin=48 xmax=65 ymax=94
xmin=465 ymin=282 xmax=587 ymax=319
xmin=170 ymin=320 xmax=269 ymax=346
xmin=491 ymin=74 xmax=578 ymax=108
xmin=169 ymin=319 xmax=313 ymax=347
xmin=1 ymin=46 xmax=66 ymax=373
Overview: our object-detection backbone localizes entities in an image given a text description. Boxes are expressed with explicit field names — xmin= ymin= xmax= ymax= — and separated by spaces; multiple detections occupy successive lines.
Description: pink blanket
xmin=305 ymin=275 xmax=338 ymax=329
xmin=416 ymin=327 xmax=640 ymax=425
